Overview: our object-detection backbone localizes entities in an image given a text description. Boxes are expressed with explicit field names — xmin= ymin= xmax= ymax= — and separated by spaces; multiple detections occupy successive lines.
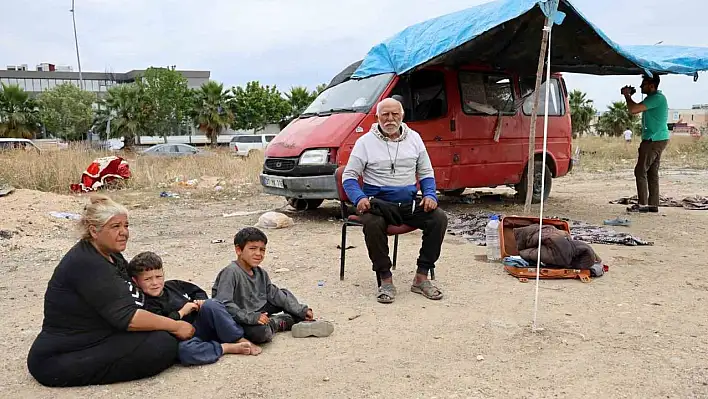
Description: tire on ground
xmin=515 ymin=160 xmax=552 ymax=204
xmin=287 ymin=198 xmax=324 ymax=211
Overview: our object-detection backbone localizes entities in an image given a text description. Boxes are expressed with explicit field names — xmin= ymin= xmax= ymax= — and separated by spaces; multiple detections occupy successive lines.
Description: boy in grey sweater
xmin=212 ymin=227 xmax=334 ymax=344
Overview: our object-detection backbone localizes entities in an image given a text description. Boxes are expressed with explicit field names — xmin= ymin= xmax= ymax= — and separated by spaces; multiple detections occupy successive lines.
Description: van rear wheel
xmin=515 ymin=160 xmax=552 ymax=204
xmin=287 ymin=198 xmax=324 ymax=211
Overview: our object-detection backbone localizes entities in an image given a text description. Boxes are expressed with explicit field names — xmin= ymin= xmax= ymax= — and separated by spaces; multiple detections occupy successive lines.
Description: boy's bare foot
xmin=248 ymin=343 xmax=263 ymax=356
xmin=237 ymin=338 xmax=262 ymax=356
xmin=221 ymin=342 xmax=251 ymax=355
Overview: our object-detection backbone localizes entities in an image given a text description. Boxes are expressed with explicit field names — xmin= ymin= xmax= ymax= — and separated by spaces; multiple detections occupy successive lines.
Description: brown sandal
xmin=411 ymin=280 xmax=443 ymax=300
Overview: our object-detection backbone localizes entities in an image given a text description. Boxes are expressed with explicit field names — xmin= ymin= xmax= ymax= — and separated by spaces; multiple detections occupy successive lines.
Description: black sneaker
xmin=269 ymin=313 xmax=295 ymax=332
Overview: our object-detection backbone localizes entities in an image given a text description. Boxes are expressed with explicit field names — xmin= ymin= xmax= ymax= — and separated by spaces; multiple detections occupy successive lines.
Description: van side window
xmin=265 ymin=135 xmax=276 ymax=143
xmin=520 ymin=77 xmax=564 ymax=116
xmin=389 ymin=70 xmax=447 ymax=122
xmin=459 ymin=72 xmax=515 ymax=115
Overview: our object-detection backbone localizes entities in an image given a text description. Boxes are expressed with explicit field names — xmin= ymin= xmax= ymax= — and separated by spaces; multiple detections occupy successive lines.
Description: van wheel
xmin=516 ymin=160 xmax=552 ymax=204
xmin=441 ymin=188 xmax=466 ymax=197
xmin=287 ymin=198 xmax=324 ymax=211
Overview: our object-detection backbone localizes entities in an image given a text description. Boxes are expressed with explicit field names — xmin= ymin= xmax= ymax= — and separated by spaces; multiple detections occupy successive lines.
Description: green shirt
xmin=640 ymin=90 xmax=669 ymax=141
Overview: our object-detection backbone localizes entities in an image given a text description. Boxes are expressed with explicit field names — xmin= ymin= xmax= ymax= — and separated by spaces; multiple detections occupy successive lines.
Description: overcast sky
xmin=2 ymin=0 xmax=706 ymax=110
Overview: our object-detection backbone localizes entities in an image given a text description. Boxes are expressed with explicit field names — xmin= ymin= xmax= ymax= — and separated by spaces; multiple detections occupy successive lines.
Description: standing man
xmin=621 ymin=74 xmax=669 ymax=213
xmin=342 ymin=98 xmax=447 ymax=304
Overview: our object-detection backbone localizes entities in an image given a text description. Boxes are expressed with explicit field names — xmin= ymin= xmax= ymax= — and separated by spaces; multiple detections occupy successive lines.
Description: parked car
xmin=229 ymin=134 xmax=276 ymax=156
xmin=0 ymin=138 xmax=42 ymax=154
xmin=142 ymin=143 xmax=203 ymax=156
xmin=260 ymin=62 xmax=572 ymax=210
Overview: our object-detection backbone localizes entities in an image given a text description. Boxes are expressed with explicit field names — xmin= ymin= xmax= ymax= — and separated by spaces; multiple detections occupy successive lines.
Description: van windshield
xmin=301 ymin=73 xmax=394 ymax=117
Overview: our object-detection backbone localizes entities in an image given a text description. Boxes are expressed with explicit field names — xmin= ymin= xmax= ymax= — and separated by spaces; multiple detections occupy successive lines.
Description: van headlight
xmin=299 ymin=149 xmax=329 ymax=165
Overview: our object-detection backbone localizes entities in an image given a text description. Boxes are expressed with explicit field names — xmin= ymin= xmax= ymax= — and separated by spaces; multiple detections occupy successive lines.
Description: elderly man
xmin=342 ymin=98 xmax=447 ymax=304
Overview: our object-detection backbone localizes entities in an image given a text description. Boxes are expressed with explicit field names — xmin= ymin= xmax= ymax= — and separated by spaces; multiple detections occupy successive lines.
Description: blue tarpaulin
xmin=352 ymin=0 xmax=708 ymax=79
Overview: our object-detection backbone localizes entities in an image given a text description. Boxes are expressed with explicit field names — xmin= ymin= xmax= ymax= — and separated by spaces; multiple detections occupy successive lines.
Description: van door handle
xmin=434 ymin=135 xmax=442 ymax=141
xmin=453 ymin=154 xmax=460 ymax=163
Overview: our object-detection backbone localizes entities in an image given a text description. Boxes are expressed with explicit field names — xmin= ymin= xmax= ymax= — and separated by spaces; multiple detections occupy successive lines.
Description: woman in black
xmin=27 ymin=195 xmax=195 ymax=387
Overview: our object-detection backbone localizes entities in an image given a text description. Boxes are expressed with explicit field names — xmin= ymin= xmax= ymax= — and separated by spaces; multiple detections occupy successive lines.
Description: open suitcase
xmin=499 ymin=216 xmax=592 ymax=283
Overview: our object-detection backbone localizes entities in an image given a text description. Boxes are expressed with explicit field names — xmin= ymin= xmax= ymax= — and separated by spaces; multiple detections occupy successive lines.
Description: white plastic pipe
xmin=532 ymin=22 xmax=554 ymax=332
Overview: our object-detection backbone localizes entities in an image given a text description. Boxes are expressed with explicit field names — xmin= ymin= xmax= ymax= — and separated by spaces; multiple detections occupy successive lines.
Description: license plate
xmin=264 ymin=177 xmax=284 ymax=189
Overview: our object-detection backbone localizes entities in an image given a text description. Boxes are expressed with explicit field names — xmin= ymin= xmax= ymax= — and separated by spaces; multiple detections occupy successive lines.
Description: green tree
xmin=315 ymin=83 xmax=328 ymax=95
xmin=37 ymin=83 xmax=95 ymax=141
xmin=230 ymin=81 xmax=290 ymax=131
xmin=568 ymin=90 xmax=596 ymax=139
xmin=191 ymin=81 xmax=234 ymax=146
xmin=0 ymin=83 xmax=41 ymax=138
xmin=103 ymin=84 xmax=143 ymax=149
xmin=134 ymin=67 xmax=192 ymax=140
xmin=284 ymin=86 xmax=318 ymax=118
xmin=597 ymin=101 xmax=640 ymax=137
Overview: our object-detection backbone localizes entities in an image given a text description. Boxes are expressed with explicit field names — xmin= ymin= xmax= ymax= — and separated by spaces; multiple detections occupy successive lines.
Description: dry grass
xmin=0 ymin=144 xmax=264 ymax=194
xmin=573 ymin=135 xmax=708 ymax=172
xmin=2 ymin=137 xmax=707 ymax=195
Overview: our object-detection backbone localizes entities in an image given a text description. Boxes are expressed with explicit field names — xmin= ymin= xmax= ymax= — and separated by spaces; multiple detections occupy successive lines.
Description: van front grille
xmin=265 ymin=158 xmax=297 ymax=172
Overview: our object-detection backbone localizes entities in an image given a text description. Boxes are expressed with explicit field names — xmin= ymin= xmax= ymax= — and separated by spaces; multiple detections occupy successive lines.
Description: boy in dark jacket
xmin=212 ymin=227 xmax=334 ymax=344
xmin=128 ymin=252 xmax=261 ymax=365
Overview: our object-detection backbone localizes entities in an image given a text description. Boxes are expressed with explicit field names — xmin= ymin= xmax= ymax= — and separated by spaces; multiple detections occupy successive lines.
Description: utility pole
xmin=70 ymin=0 xmax=89 ymax=142
xmin=70 ymin=0 xmax=84 ymax=91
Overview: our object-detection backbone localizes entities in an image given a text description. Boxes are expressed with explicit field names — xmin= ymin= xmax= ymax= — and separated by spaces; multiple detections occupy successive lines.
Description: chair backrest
xmin=336 ymin=166 xmax=363 ymax=219
xmin=335 ymin=166 xmax=349 ymax=202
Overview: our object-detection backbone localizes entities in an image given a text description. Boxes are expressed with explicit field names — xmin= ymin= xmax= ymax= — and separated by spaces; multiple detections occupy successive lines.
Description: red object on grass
xmin=70 ymin=156 xmax=131 ymax=193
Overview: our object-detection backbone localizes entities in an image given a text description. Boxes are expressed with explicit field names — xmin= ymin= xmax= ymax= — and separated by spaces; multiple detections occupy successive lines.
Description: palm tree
xmin=315 ymin=83 xmax=328 ymax=95
xmin=191 ymin=81 xmax=234 ymax=146
xmin=0 ymin=83 xmax=41 ymax=138
xmin=284 ymin=86 xmax=317 ymax=118
xmin=597 ymin=101 xmax=640 ymax=137
xmin=91 ymin=100 xmax=111 ymax=140
xmin=104 ymin=84 xmax=142 ymax=149
xmin=568 ymin=90 xmax=596 ymax=138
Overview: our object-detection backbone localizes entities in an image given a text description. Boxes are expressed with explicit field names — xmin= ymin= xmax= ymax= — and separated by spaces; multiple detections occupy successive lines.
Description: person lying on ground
xmin=27 ymin=195 xmax=194 ymax=388
xmin=128 ymin=251 xmax=261 ymax=366
xmin=342 ymin=97 xmax=447 ymax=304
xmin=212 ymin=227 xmax=334 ymax=344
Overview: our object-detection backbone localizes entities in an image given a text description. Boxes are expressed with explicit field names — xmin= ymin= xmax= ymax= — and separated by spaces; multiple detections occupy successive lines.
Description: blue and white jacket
xmin=342 ymin=123 xmax=437 ymax=205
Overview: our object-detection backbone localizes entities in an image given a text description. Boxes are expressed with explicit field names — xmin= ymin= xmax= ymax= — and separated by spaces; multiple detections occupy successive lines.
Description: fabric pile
xmin=70 ymin=156 xmax=131 ymax=193
xmin=446 ymin=212 xmax=492 ymax=245
xmin=447 ymin=212 xmax=652 ymax=247
xmin=560 ymin=218 xmax=654 ymax=246
xmin=610 ymin=195 xmax=708 ymax=211
xmin=513 ymin=224 xmax=600 ymax=270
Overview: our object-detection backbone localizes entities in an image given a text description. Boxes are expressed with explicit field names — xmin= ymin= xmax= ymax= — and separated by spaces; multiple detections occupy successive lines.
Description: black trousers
xmin=27 ymin=331 xmax=178 ymax=387
xmin=241 ymin=291 xmax=304 ymax=344
xmin=634 ymin=139 xmax=668 ymax=206
xmin=359 ymin=201 xmax=448 ymax=274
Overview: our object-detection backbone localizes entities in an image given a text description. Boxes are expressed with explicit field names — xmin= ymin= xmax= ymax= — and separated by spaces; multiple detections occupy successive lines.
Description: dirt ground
xmin=1 ymin=168 xmax=708 ymax=399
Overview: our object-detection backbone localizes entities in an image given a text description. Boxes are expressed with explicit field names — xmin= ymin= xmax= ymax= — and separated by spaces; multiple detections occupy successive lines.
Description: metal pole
xmin=70 ymin=0 xmax=84 ymax=91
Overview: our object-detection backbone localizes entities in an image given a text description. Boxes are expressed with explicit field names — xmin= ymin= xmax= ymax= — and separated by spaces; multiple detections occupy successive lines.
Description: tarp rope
xmin=532 ymin=22 xmax=554 ymax=332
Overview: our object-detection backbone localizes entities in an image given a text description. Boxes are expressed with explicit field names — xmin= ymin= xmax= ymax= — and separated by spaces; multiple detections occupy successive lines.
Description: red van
xmin=261 ymin=62 xmax=573 ymax=210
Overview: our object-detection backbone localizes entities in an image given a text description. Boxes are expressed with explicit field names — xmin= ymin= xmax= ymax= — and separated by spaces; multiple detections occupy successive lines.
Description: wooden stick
xmin=524 ymin=17 xmax=551 ymax=214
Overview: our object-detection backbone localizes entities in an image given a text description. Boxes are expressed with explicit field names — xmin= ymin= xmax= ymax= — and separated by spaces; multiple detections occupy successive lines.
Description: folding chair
xmin=335 ymin=166 xmax=434 ymax=286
